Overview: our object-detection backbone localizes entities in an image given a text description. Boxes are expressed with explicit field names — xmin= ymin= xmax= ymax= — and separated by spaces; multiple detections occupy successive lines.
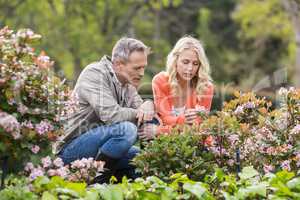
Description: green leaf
xmin=98 ymin=185 xmax=124 ymax=200
xmin=287 ymin=177 xmax=300 ymax=190
xmin=183 ymin=182 xmax=206 ymax=199
xmin=238 ymin=166 xmax=259 ymax=180
xmin=236 ymin=182 xmax=268 ymax=199
xmin=55 ymin=188 xmax=80 ymax=198
xmin=137 ymin=191 xmax=160 ymax=200
xmin=84 ymin=189 xmax=100 ymax=200
xmin=65 ymin=182 xmax=87 ymax=197
xmin=42 ymin=191 xmax=57 ymax=200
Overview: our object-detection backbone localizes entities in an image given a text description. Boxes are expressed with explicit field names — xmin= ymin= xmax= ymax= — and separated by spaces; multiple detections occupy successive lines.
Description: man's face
xmin=118 ymin=51 xmax=147 ymax=88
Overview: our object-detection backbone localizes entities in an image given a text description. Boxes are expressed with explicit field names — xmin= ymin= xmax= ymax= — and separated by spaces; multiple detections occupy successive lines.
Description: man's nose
xmin=139 ymin=68 xmax=145 ymax=77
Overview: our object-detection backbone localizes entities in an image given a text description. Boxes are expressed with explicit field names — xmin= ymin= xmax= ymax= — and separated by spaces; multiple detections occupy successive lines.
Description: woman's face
xmin=176 ymin=49 xmax=200 ymax=82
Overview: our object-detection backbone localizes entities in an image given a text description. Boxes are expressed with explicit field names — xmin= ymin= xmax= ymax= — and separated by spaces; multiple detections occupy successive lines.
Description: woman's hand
xmin=184 ymin=108 xmax=199 ymax=125
xmin=138 ymin=124 xmax=158 ymax=140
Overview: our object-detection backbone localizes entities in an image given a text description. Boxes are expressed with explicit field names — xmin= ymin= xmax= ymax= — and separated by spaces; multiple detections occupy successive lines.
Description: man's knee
xmin=119 ymin=121 xmax=137 ymax=142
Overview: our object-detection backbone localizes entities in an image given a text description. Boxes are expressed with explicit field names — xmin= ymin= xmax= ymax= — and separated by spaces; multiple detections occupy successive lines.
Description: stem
xmin=0 ymin=156 xmax=8 ymax=190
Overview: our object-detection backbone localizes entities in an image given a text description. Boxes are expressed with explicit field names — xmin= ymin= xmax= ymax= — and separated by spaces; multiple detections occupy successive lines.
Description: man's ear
xmin=114 ymin=60 xmax=124 ymax=68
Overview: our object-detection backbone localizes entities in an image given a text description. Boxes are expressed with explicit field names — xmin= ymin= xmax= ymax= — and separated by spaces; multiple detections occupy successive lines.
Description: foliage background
xmin=1 ymin=0 xmax=300 ymax=110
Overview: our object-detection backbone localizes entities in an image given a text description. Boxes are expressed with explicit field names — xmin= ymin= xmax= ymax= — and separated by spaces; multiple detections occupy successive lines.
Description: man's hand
xmin=138 ymin=123 xmax=157 ymax=140
xmin=136 ymin=100 xmax=155 ymax=126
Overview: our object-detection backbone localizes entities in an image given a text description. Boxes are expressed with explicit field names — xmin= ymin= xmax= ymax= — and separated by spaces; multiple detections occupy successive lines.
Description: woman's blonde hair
xmin=166 ymin=36 xmax=212 ymax=96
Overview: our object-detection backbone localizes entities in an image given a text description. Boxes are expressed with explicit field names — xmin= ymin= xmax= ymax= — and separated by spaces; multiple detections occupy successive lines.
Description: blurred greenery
xmin=1 ymin=0 xmax=299 ymax=107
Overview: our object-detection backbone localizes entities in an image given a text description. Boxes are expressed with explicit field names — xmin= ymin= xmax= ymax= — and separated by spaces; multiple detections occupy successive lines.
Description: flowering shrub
xmin=24 ymin=157 xmax=104 ymax=183
xmin=201 ymin=89 xmax=300 ymax=173
xmin=0 ymin=27 xmax=71 ymax=171
xmin=136 ymin=89 xmax=300 ymax=180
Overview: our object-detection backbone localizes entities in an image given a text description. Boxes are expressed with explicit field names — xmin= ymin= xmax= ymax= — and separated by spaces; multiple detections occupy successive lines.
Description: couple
xmin=54 ymin=36 xmax=213 ymax=181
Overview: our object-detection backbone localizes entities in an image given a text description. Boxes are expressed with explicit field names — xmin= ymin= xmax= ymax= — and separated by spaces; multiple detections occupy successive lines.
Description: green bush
xmin=133 ymin=132 xmax=217 ymax=182
xmin=2 ymin=167 xmax=300 ymax=200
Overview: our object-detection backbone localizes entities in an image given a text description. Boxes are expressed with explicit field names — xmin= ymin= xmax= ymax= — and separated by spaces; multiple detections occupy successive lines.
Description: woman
xmin=152 ymin=36 xmax=214 ymax=134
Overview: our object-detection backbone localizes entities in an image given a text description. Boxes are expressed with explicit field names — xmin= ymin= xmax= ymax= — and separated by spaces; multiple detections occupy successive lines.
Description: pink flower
xmin=0 ymin=111 xmax=21 ymax=139
xmin=17 ymin=104 xmax=28 ymax=114
xmin=227 ymin=159 xmax=235 ymax=166
xmin=263 ymin=164 xmax=274 ymax=173
xmin=56 ymin=167 xmax=69 ymax=178
xmin=21 ymin=120 xmax=34 ymax=129
xmin=35 ymin=120 xmax=54 ymax=135
xmin=53 ymin=158 xmax=64 ymax=168
xmin=47 ymin=169 xmax=57 ymax=176
xmin=41 ymin=156 xmax=52 ymax=168
xmin=29 ymin=167 xmax=44 ymax=181
xmin=31 ymin=145 xmax=40 ymax=154
xmin=71 ymin=159 xmax=85 ymax=169
xmin=24 ymin=162 xmax=34 ymax=172
xmin=291 ymin=125 xmax=300 ymax=135
xmin=228 ymin=134 xmax=239 ymax=145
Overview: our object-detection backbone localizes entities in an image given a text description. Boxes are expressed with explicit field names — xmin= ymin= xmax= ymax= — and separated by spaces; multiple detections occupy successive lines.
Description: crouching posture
xmin=54 ymin=37 xmax=157 ymax=182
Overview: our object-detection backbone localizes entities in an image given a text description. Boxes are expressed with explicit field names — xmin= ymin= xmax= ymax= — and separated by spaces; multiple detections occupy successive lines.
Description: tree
xmin=282 ymin=0 xmax=300 ymax=87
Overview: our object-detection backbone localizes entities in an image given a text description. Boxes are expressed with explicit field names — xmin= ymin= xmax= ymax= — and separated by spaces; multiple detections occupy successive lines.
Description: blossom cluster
xmin=24 ymin=157 xmax=105 ymax=183
xmin=199 ymin=88 xmax=300 ymax=173
xmin=0 ymin=27 xmax=72 ymax=170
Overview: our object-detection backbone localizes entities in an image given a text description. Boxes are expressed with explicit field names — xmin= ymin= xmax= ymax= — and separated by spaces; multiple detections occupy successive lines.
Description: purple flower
xmin=281 ymin=160 xmax=291 ymax=171
xmin=244 ymin=102 xmax=255 ymax=109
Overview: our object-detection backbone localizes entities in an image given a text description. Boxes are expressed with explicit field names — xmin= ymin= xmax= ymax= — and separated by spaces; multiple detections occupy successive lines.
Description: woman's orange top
xmin=152 ymin=71 xmax=214 ymax=135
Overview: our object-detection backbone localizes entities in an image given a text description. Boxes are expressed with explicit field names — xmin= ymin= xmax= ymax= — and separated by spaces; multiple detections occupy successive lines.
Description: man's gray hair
xmin=112 ymin=37 xmax=150 ymax=63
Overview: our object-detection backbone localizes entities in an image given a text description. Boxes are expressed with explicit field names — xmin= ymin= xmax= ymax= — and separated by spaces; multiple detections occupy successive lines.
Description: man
xmin=55 ymin=37 xmax=157 ymax=181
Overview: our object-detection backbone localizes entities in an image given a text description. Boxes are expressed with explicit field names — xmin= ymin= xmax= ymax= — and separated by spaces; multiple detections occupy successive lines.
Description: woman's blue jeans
xmin=58 ymin=121 xmax=139 ymax=172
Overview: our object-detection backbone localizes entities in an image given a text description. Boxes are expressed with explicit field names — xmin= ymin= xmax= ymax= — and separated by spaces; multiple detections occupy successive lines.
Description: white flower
xmin=278 ymin=87 xmax=288 ymax=96
xmin=234 ymin=105 xmax=244 ymax=115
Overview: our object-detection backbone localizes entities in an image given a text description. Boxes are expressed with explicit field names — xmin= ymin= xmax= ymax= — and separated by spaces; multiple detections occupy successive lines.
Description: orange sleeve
xmin=200 ymin=84 xmax=214 ymax=111
xmin=152 ymin=73 xmax=185 ymax=135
